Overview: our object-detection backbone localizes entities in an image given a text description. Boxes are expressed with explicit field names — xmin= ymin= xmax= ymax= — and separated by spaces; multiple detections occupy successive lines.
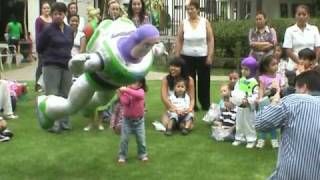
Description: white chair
xmin=0 ymin=43 xmax=19 ymax=70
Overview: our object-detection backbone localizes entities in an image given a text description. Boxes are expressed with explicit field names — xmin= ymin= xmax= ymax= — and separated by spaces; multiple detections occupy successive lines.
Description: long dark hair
xmin=259 ymin=55 xmax=274 ymax=74
xmin=166 ymin=57 xmax=190 ymax=91
xmin=137 ymin=78 xmax=147 ymax=92
xmin=127 ymin=0 xmax=147 ymax=24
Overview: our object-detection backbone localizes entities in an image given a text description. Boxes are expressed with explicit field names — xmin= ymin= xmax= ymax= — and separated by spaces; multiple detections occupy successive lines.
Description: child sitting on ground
xmin=256 ymin=55 xmax=281 ymax=148
xmin=231 ymin=56 xmax=258 ymax=149
xmin=211 ymin=83 xmax=237 ymax=141
xmin=165 ymin=77 xmax=193 ymax=136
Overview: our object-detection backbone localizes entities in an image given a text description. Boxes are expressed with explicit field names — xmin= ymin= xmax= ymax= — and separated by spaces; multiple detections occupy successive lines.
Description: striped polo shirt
xmin=255 ymin=93 xmax=320 ymax=180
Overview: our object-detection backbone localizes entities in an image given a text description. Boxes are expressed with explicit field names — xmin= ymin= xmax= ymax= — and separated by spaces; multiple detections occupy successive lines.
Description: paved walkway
xmin=2 ymin=61 xmax=228 ymax=81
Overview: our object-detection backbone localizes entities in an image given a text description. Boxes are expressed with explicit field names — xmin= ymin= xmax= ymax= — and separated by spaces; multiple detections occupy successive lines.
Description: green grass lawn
xmin=0 ymin=81 xmax=277 ymax=180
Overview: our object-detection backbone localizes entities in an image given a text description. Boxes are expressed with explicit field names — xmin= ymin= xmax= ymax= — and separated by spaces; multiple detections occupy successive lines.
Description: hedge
xmin=213 ymin=18 xmax=320 ymax=58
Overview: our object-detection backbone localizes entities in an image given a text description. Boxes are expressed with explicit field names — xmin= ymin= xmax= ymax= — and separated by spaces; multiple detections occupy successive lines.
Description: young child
xmin=231 ymin=56 xmax=258 ymax=148
xmin=165 ymin=77 xmax=193 ymax=136
xmin=274 ymin=44 xmax=288 ymax=87
xmin=298 ymin=48 xmax=317 ymax=74
xmin=211 ymin=83 xmax=237 ymax=141
xmin=229 ymin=70 xmax=240 ymax=83
xmin=118 ymin=78 xmax=148 ymax=163
xmin=256 ymin=55 xmax=281 ymax=148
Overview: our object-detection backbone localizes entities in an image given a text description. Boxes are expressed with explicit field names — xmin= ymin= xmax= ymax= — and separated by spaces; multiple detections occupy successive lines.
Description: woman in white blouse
xmin=283 ymin=5 xmax=320 ymax=71
xmin=175 ymin=0 xmax=214 ymax=111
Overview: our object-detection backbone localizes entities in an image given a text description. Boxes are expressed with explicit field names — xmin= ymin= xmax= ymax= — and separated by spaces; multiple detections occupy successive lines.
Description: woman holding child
xmin=283 ymin=4 xmax=320 ymax=71
xmin=160 ymin=58 xmax=195 ymax=135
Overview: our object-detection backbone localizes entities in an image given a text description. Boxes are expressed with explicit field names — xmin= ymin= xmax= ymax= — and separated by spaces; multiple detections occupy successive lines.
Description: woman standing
xmin=64 ymin=2 xmax=86 ymax=31
xmin=283 ymin=5 xmax=320 ymax=71
xmin=35 ymin=1 xmax=52 ymax=92
xmin=248 ymin=11 xmax=277 ymax=62
xmin=127 ymin=0 xmax=150 ymax=27
xmin=36 ymin=2 xmax=74 ymax=133
xmin=175 ymin=0 xmax=214 ymax=111
xmin=68 ymin=14 xmax=86 ymax=57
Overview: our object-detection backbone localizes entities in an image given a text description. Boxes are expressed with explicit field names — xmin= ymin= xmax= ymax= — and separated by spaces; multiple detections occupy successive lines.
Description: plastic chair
xmin=0 ymin=43 xmax=19 ymax=70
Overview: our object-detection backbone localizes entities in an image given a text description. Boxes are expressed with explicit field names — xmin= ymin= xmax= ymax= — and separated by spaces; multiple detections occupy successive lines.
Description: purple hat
xmin=241 ymin=56 xmax=258 ymax=78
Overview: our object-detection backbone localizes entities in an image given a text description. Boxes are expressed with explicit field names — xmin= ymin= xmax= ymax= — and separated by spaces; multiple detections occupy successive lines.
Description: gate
xmin=160 ymin=0 xmax=217 ymax=36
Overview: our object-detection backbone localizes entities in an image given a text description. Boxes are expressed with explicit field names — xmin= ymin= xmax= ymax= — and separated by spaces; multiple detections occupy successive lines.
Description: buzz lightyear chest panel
xmin=238 ymin=77 xmax=258 ymax=96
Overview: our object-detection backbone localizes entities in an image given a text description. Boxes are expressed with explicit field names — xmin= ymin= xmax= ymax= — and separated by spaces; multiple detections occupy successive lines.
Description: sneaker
xmin=246 ymin=142 xmax=255 ymax=149
xmin=2 ymin=129 xmax=13 ymax=138
xmin=118 ymin=158 xmax=126 ymax=164
xmin=164 ymin=129 xmax=172 ymax=136
xmin=141 ymin=156 xmax=149 ymax=162
xmin=83 ymin=125 xmax=91 ymax=131
xmin=256 ymin=139 xmax=265 ymax=148
xmin=271 ymin=139 xmax=279 ymax=148
xmin=232 ymin=140 xmax=241 ymax=146
xmin=0 ymin=134 xmax=10 ymax=142
xmin=98 ymin=125 xmax=104 ymax=131
xmin=5 ymin=114 xmax=18 ymax=120
xmin=181 ymin=128 xmax=189 ymax=135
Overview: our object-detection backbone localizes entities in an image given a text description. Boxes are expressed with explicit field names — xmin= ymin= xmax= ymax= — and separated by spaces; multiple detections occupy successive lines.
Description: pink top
xmin=119 ymin=87 xmax=145 ymax=119
xmin=259 ymin=74 xmax=282 ymax=90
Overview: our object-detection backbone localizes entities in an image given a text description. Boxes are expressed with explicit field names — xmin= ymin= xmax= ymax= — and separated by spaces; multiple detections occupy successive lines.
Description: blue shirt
xmin=255 ymin=93 xmax=320 ymax=180
xmin=36 ymin=23 xmax=73 ymax=69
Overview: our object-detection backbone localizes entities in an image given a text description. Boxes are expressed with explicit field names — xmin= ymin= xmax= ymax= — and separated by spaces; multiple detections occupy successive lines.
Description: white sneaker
xmin=83 ymin=125 xmax=91 ymax=131
xmin=5 ymin=114 xmax=18 ymax=120
xmin=246 ymin=142 xmax=255 ymax=149
xmin=271 ymin=139 xmax=279 ymax=148
xmin=256 ymin=139 xmax=265 ymax=148
xmin=0 ymin=134 xmax=10 ymax=142
xmin=232 ymin=140 xmax=241 ymax=146
xmin=98 ymin=125 xmax=104 ymax=131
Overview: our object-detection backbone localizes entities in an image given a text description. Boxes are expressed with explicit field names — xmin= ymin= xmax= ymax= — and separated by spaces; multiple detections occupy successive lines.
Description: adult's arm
xmin=35 ymin=18 xmax=42 ymax=44
xmin=36 ymin=26 xmax=49 ymax=53
xmin=160 ymin=77 xmax=174 ymax=110
xmin=255 ymin=99 xmax=288 ymax=131
xmin=314 ymin=26 xmax=320 ymax=63
xmin=283 ymin=27 xmax=299 ymax=64
xmin=79 ymin=35 xmax=87 ymax=53
xmin=175 ymin=22 xmax=184 ymax=57
xmin=206 ymin=19 xmax=214 ymax=65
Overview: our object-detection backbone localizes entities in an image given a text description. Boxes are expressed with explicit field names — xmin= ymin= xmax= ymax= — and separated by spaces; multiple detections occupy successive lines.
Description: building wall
xmin=262 ymin=0 xmax=280 ymax=18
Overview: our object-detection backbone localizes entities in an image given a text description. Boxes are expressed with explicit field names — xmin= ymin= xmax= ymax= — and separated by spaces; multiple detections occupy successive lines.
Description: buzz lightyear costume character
xmin=231 ymin=56 xmax=258 ymax=145
xmin=36 ymin=17 xmax=165 ymax=129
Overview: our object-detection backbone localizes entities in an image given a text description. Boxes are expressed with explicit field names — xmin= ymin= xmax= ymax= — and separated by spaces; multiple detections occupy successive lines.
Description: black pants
xmin=35 ymin=54 xmax=43 ymax=84
xmin=181 ymin=55 xmax=211 ymax=110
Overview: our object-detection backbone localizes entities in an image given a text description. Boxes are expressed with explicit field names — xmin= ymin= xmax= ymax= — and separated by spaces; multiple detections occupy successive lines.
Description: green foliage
xmin=213 ymin=18 xmax=320 ymax=58
xmin=0 ymin=81 xmax=277 ymax=180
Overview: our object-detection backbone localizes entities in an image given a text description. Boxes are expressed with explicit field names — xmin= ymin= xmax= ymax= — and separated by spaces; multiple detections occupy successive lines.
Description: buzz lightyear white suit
xmin=36 ymin=18 xmax=165 ymax=129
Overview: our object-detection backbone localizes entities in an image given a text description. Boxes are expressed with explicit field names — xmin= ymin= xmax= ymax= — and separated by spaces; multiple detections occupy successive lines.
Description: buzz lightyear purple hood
xmin=117 ymin=24 xmax=160 ymax=63
xmin=241 ymin=56 xmax=258 ymax=78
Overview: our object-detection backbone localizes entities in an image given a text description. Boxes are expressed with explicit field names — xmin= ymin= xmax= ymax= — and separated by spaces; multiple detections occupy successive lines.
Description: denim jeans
xmin=259 ymin=129 xmax=277 ymax=140
xmin=119 ymin=117 xmax=147 ymax=159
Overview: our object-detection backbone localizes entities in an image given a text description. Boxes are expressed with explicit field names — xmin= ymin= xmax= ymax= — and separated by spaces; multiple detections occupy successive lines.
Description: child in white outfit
xmin=231 ymin=56 xmax=258 ymax=148
xmin=165 ymin=78 xmax=193 ymax=136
